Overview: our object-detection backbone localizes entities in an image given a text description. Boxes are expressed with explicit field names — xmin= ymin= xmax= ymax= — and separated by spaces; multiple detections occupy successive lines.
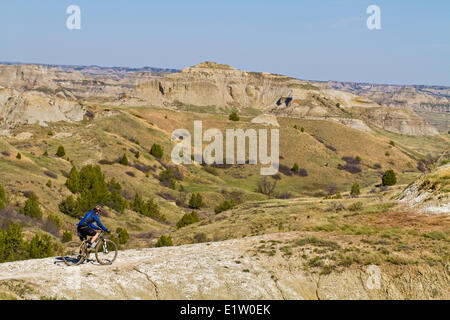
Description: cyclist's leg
xmin=85 ymin=226 xmax=98 ymax=244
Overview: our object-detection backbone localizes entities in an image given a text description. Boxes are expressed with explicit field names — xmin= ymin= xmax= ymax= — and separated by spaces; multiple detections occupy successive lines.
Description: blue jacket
xmin=78 ymin=210 xmax=109 ymax=232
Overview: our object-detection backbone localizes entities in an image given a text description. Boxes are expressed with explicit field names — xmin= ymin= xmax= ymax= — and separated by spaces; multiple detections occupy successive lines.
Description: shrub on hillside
xmin=56 ymin=145 xmax=66 ymax=157
xmin=257 ymin=177 xmax=278 ymax=198
xmin=150 ymin=144 xmax=163 ymax=158
xmin=132 ymin=162 xmax=150 ymax=174
xmin=382 ymin=170 xmax=397 ymax=186
xmin=107 ymin=178 xmax=127 ymax=213
xmin=348 ymin=201 xmax=363 ymax=212
xmin=132 ymin=194 xmax=166 ymax=222
xmin=44 ymin=170 xmax=57 ymax=179
xmin=16 ymin=152 xmax=21 ymax=160
xmin=298 ymin=168 xmax=308 ymax=177
xmin=116 ymin=227 xmax=130 ymax=244
xmin=176 ymin=211 xmax=199 ymax=229
xmin=0 ymin=222 xmax=25 ymax=262
xmin=229 ymin=111 xmax=240 ymax=121
xmin=68 ymin=165 xmax=110 ymax=214
xmin=59 ymin=195 xmax=80 ymax=218
xmin=350 ymin=183 xmax=360 ymax=197
xmin=155 ymin=235 xmax=173 ymax=247
xmin=214 ymin=199 xmax=235 ymax=214
xmin=0 ymin=222 xmax=55 ymax=262
xmin=65 ymin=166 xmax=80 ymax=193
xmin=26 ymin=234 xmax=54 ymax=259
xmin=119 ymin=154 xmax=129 ymax=165
xmin=159 ymin=167 xmax=183 ymax=189
xmin=21 ymin=193 xmax=43 ymax=219
xmin=337 ymin=163 xmax=362 ymax=174
xmin=0 ymin=184 xmax=6 ymax=209
xmin=188 ymin=193 xmax=204 ymax=209
xmin=62 ymin=230 xmax=72 ymax=243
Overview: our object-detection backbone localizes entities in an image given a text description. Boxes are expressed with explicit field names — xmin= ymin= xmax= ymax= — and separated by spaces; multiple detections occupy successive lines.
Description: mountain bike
xmin=61 ymin=230 xmax=118 ymax=266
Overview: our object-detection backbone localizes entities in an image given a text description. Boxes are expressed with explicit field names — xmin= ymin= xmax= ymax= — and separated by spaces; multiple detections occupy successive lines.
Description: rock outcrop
xmin=0 ymin=87 xmax=85 ymax=129
xmin=398 ymin=157 xmax=450 ymax=214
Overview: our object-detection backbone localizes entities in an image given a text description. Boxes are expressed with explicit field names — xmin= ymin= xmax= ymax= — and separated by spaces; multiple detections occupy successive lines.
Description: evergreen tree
xmin=132 ymin=194 xmax=165 ymax=221
xmin=229 ymin=111 xmax=240 ymax=121
xmin=76 ymin=165 xmax=110 ymax=212
xmin=119 ymin=154 xmax=129 ymax=165
xmin=108 ymin=178 xmax=127 ymax=213
xmin=350 ymin=183 xmax=360 ymax=197
xmin=176 ymin=211 xmax=199 ymax=229
xmin=150 ymin=144 xmax=163 ymax=158
xmin=116 ymin=227 xmax=130 ymax=244
xmin=21 ymin=193 xmax=43 ymax=219
xmin=56 ymin=145 xmax=66 ymax=157
xmin=382 ymin=170 xmax=397 ymax=186
xmin=58 ymin=195 xmax=79 ymax=218
xmin=0 ymin=184 xmax=6 ymax=209
xmin=214 ymin=199 xmax=235 ymax=214
xmin=189 ymin=193 xmax=204 ymax=209
xmin=2 ymin=222 xmax=24 ymax=262
xmin=66 ymin=166 xmax=80 ymax=193
xmin=26 ymin=234 xmax=53 ymax=259
xmin=155 ymin=235 xmax=173 ymax=247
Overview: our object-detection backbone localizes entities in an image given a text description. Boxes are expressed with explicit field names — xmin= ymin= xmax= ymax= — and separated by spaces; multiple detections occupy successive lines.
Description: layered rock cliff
xmin=0 ymin=62 xmax=441 ymax=136
xmin=0 ymin=87 xmax=85 ymax=131
xmin=129 ymin=62 xmax=439 ymax=136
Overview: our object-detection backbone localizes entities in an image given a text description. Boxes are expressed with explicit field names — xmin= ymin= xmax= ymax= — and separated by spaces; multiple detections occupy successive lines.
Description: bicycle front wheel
xmin=95 ymin=239 xmax=118 ymax=265
xmin=62 ymin=241 xmax=86 ymax=266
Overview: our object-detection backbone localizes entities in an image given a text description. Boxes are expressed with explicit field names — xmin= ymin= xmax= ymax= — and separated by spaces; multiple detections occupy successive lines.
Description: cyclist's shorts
xmin=77 ymin=225 xmax=97 ymax=238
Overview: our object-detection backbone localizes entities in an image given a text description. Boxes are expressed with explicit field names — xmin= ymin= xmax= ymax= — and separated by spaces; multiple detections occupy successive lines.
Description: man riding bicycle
xmin=77 ymin=205 xmax=110 ymax=248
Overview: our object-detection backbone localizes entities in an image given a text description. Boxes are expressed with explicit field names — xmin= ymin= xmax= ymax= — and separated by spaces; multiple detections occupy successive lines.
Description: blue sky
xmin=1 ymin=0 xmax=449 ymax=85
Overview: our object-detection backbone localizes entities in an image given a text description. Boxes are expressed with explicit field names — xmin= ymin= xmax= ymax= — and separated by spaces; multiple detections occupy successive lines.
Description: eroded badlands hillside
xmin=0 ymin=62 xmax=440 ymax=136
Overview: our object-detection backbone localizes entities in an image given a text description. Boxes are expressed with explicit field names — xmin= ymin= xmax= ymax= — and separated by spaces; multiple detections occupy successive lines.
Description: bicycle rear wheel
xmin=62 ymin=241 xmax=86 ymax=266
xmin=95 ymin=239 xmax=118 ymax=265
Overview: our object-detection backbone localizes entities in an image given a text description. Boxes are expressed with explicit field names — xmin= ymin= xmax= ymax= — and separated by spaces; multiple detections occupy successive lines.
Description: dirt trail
xmin=0 ymin=232 xmax=448 ymax=300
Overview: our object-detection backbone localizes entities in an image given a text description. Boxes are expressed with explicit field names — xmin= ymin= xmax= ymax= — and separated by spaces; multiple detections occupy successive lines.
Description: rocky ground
xmin=0 ymin=231 xmax=448 ymax=300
